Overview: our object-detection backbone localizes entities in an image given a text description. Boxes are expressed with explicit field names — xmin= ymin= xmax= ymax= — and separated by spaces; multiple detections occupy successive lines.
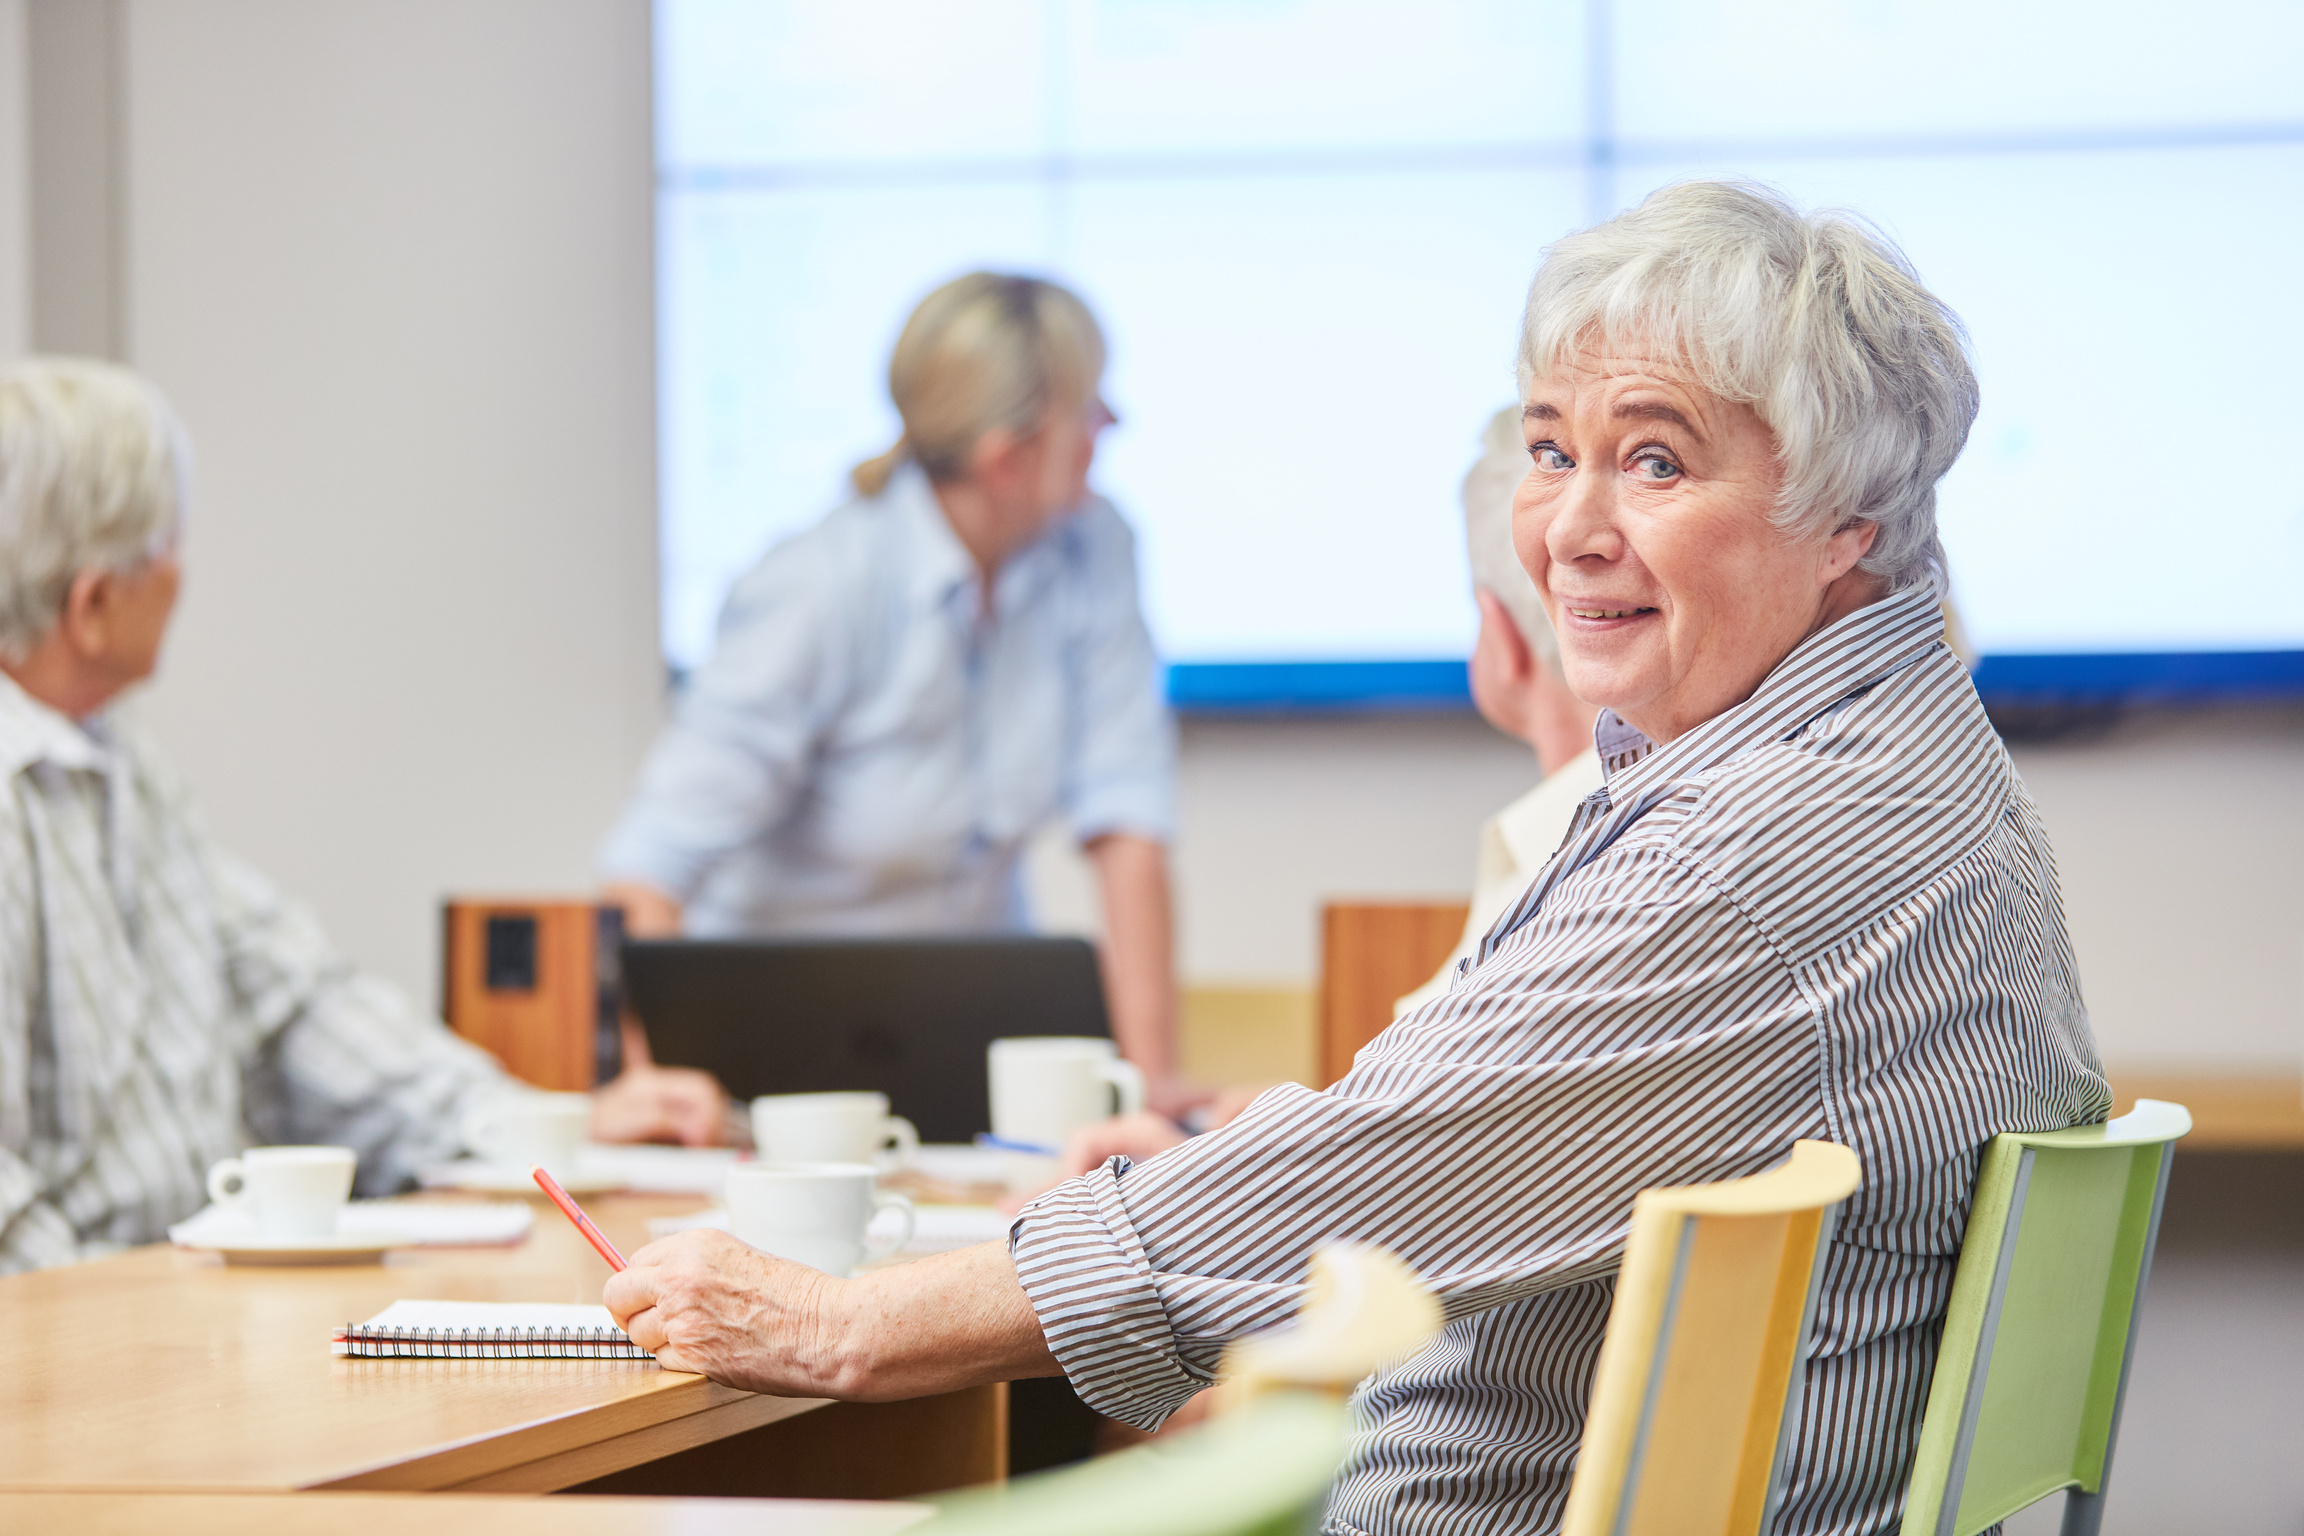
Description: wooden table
xmin=0 ymin=1193 xmax=1002 ymax=1498
xmin=0 ymin=1491 xmax=935 ymax=1535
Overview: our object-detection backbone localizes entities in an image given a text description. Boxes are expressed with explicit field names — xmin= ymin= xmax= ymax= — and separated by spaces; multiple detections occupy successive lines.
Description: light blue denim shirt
xmin=599 ymin=463 xmax=1175 ymax=936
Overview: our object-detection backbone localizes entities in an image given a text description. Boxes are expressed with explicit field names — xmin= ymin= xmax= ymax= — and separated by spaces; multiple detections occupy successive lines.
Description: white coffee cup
xmin=205 ymin=1145 xmax=357 ymax=1241
xmin=462 ymin=1092 xmax=592 ymax=1176
xmin=750 ymin=1091 xmax=920 ymax=1169
xmin=988 ymin=1036 xmax=1146 ymax=1153
xmin=725 ymin=1163 xmax=916 ymax=1277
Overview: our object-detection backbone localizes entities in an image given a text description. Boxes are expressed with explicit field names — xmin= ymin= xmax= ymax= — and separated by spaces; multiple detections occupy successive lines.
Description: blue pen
xmin=975 ymin=1131 xmax=1061 ymax=1157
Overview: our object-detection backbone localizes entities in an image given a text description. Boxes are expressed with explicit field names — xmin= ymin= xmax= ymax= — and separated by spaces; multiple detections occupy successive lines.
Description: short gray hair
xmin=1462 ymin=405 xmax=1559 ymax=668
xmin=0 ymin=358 xmax=186 ymax=659
xmin=1519 ymin=180 xmax=1978 ymax=593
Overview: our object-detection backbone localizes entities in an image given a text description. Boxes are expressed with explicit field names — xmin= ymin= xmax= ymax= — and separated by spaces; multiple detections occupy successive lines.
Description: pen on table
xmin=530 ymin=1164 xmax=627 ymax=1272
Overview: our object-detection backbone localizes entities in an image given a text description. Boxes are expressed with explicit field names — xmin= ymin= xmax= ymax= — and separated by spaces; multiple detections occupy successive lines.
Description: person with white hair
xmin=595 ymin=182 xmax=2106 ymax=1535
xmin=1393 ymin=405 xmax=1604 ymax=1017
xmin=0 ymin=358 xmax=724 ymax=1275
xmin=597 ymin=272 xmax=1183 ymax=1106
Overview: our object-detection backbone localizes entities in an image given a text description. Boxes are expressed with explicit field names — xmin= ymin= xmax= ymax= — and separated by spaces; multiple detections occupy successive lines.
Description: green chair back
xmin=1899 ymin=1098 xmax=2190 ymax=1536
xmin=921 ymin=1391 xmax=1350 ymax=1536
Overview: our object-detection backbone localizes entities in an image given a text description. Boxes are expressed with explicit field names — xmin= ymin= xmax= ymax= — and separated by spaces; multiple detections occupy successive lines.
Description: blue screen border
xmin=1165 ymin=651 xmax=2304 ymax=713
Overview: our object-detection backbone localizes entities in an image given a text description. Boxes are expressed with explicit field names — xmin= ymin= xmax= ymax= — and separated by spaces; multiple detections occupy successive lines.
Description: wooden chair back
xmin=1898 ymin=1099 xmax=2191 ymax=1536
xmin=1562 ymin=1140 xmax=1865 ymax=1536
xmin=1316 ymin=901 xmax=1468 ymax=1085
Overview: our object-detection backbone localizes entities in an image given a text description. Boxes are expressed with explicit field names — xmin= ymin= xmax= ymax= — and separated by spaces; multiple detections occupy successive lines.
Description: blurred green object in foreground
xmin=922 ymin=1391 xmax=1348 ymax=1536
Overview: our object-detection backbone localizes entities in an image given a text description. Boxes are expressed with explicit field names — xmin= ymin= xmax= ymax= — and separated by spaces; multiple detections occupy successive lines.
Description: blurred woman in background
xmin=599 ymin=273 xmax=1185 ymax=1109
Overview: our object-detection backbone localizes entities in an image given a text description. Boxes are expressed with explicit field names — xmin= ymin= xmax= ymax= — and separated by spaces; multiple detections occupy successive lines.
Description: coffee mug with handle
xmin=462 ymin=1091 xmax=591 ymax=1177
xmin=988 ymin=1036 xmax=1146 ymax=1153
xmin=206 ymin=1145 xmax=357 ymax=1242
xmin=750 ymin=1091 xmax=920 ymax=1169
xmin=725 ymin=1163 xmax=916 ymax=1277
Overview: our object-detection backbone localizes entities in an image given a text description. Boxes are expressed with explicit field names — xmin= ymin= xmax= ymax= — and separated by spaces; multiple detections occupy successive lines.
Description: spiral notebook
xmin=332 ymin=1299 xmax=652 ymax=1359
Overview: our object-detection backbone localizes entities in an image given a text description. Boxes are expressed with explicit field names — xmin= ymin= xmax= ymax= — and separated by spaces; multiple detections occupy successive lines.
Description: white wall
xmin=2005 ymin=705 xmax=2304 ymax=1070
xmin=1171 ymin=713 xmax=1539 ymax=978
xmin=115 ymin=0 xmax=663 ymax=1001
xmin=0 ymin=0 xmax=28 ymax=359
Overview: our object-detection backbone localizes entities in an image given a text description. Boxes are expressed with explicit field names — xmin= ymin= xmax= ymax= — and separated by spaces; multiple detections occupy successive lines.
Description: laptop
xmin=619 ymin=936 xmax=1112 ymax=1144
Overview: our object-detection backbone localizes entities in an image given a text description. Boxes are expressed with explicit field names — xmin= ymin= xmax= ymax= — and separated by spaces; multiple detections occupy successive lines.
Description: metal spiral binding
xmin=336 ymin=1322 xmax=650 ymax=1359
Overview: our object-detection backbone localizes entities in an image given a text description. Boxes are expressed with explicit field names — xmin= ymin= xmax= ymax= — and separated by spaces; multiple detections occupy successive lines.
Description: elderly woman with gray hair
xmin=0 ymin=360 xmax=722 ymax=1274
xmin=606 ymin=182 xmax=2107 ymax=1534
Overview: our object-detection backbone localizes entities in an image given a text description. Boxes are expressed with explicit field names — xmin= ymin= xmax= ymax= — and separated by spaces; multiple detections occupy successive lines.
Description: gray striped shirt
xmin=0 ymin=674 xmax=515 ymax=1273
xmin=1010 ymin=585 xmax=2107 ymax=1535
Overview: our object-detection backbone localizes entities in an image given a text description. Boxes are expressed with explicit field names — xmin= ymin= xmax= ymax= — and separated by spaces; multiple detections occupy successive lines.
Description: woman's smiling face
xmin=1512 ymin=349 xmax=1884 ymax=745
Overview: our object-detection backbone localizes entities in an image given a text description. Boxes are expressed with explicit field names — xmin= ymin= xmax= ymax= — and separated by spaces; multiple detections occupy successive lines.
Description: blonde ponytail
xmin=846 ymin=272 xmax=1105 ymax=498
xmin=849 ymin=436 xmax=909 ymax=496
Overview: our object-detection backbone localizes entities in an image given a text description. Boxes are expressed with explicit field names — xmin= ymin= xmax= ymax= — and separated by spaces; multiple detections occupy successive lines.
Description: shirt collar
xmin=1591 ymin=583 xmax=1951 ymax=802
xmin=886 ymin=459 xmax=1072 ymax=623
xmin=0 ymin=669 xmax=110 ymax=776
xmin=886 ymin=463 xmax=981 ymax=616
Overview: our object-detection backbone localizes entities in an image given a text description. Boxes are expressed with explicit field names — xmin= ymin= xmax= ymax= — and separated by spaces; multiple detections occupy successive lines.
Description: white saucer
xmin=417 ymin=1161 xmax=622 ymax=1197
xmin=199 ymin=1232 xmax=405 ymax=1267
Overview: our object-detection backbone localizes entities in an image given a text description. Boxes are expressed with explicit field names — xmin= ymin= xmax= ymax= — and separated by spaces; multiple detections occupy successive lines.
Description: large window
xmin=657 ymin=1 xmax=2304 ymax=706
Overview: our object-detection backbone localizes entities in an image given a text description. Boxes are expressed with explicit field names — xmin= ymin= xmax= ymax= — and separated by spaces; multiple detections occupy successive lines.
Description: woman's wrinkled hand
xmin=603 ymin=1228 xmax=848 ymax=1395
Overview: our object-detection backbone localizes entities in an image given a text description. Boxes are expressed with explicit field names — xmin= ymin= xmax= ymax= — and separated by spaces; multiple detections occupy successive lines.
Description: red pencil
xmin=530 ymin=1164 xmax=627 ymax=1272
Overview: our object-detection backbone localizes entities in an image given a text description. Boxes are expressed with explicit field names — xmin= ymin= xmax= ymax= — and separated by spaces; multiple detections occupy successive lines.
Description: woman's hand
xmin=591 ymin=1063 xmax=730 ymax=1146
xmin=605 ymin=1235 xmax=1057 ymax=1400
xmin=996 ymin=1088 xmax=1275 ymax=1214
xmin=1061 ymin=1109 xmax=1192 ymax=1178
xmin=1145 ymin=1072 xmax=1213 ymax=1121
xmin=606 ymin=1229 xmax=850 ymax=1394
xmin=997 ymin=1109 xmax=1190 ymax=1214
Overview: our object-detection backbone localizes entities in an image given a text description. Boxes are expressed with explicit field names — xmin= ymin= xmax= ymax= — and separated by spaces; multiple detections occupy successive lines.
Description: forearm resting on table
xmin=1085 ymin=832 xmax=1182 ymax=1103
xmin=606 ymin=1230 xmax=1058 ymax=1399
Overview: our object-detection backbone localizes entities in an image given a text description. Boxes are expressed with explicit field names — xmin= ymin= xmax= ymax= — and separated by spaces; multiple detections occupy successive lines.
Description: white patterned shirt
xmin=1010 ymin=584 xmax=2108 ymax=1536
xmin=0 ymin=673 xmax=515 ymax=1273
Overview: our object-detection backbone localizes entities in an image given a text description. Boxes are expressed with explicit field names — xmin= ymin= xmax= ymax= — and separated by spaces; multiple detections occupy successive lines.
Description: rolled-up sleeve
xmin=597 ymin=535 xmax=849 ymax=899
xmin=1008 ymin=847 xmax=1821 ymax=1428
xmin=1060 ymin=503 xmax=1174 ymax=844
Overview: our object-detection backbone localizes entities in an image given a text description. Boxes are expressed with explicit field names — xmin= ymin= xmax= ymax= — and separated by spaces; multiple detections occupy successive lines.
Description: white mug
xmin=750 ymin=1092 xmax=920 ymax=1169
xmin=462 ymin=1092 xmax=591 ymax=1176
xmin=725 ymin=1163 xmax=916 ymax=1278
xmin=988 ymin=1036 xmax=1146 ymax=1153
xmin=206 ymin=1145 xmax=357 ymax=1241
